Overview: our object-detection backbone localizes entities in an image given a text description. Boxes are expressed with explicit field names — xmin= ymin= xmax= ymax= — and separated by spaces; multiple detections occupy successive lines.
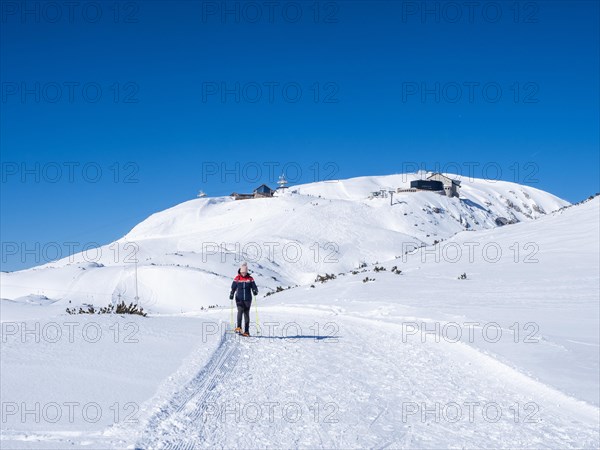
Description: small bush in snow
xmin=315 ymin=273 xmax=337 ymax=283
xmin=458 ymin=273 xmax=467 ymax=280
xmin=265 ymin=286 xmax=285 ymax=297
xmin=363 ymin=277 xmax=375 ymax=283
xmin=67 ymin=301 xmax=147 ymax=317
xmin=265 ymin=285 xmax=297 ymax=297
xmin=390 ymin=266 xmax=402 ymax=275
xmin=66 ymin=304 xmax=96 ymax=315
xmin=373 ymin=266 xmax=386 ymax=272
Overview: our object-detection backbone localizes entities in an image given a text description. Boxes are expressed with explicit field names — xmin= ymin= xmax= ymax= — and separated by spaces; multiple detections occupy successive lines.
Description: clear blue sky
xmin=1 ymin=0 xmax=599 ymax=272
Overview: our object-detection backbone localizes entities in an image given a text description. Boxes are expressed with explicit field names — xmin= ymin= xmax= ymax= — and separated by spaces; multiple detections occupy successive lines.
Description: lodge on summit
xmin=427 ymin=173 xmax=461 ymax=197
xmin=397 ymin=173 xmax=461 ymax=198
xmin=230 ymin=175 xmax=290 ymax=200
xmin=230 ymin=184 xmax=274 ymax=200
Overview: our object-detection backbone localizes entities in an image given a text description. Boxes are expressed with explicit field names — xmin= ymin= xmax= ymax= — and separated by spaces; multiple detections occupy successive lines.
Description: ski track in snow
xmin=134 ymin=330 xmax=242 ymax=449
xmin=128 ymin=307 xmax=599 ymax=449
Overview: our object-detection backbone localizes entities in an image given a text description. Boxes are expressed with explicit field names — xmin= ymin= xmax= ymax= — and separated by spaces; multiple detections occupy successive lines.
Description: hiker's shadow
xmin=252 ymin=334 xmax=340 ymax=341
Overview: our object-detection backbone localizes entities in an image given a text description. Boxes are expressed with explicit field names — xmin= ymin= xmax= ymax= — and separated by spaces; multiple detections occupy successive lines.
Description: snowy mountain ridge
xmin=1 ymin=172 xmax=569 ymax=312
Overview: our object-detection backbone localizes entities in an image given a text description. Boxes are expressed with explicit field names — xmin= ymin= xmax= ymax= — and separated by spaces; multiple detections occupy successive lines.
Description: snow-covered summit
xmin=1 ymin=172 xmax=569 ymax=312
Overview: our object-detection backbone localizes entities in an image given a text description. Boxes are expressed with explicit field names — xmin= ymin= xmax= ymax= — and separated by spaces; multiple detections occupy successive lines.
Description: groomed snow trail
xmin=134 ymin=307 xmax=599 ymax=449
xmin=134 ymin=331 xmax=242 ymax=450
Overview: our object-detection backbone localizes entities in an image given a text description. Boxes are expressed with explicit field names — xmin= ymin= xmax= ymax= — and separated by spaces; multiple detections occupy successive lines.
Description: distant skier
xmin=230 ymin=262 xmax=258 ymax=337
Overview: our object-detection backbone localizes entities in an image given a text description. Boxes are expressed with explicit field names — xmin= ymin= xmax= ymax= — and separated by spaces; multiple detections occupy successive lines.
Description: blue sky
xmin=1 ymin=0 xmax=599 ymax=271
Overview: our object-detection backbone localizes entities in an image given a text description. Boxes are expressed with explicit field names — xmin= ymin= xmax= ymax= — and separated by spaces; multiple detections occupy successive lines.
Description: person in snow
xmin=230 ymin=262 xmax=258 ymax=336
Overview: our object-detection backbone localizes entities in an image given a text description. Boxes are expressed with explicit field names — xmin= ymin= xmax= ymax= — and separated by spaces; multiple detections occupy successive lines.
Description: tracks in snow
xmin=135 ymin=331 xmax=241 ymax=450
xmin=134 ymin=308 xmax=600 ymax=449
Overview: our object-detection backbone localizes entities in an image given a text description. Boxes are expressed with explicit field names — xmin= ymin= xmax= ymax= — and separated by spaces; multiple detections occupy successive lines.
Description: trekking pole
xmin=254 ymin=294 xmax=261 ymax=335
xmin=230 ymin=296 xmax=234 ymax=332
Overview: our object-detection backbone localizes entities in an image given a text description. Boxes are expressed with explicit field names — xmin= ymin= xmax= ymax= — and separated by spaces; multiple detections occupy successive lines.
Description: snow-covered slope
xmin=266 ymin=194 xmax=600 ymax=405
xmin=1 ymin=176 xmax=598 ymax=449
xmin=0 ymin=173 xmax=568 ymax=313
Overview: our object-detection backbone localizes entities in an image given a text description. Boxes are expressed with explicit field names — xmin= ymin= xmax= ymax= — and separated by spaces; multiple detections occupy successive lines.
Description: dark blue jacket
xmin=230 ymin=270 xmax=258 ymax=303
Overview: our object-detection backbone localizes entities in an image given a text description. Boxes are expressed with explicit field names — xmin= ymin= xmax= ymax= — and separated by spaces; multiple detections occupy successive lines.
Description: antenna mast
xmin=277 ymin=173 xmax=288 ymax=190
xmin=134 ymin=254 xmax=140 ymax=306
